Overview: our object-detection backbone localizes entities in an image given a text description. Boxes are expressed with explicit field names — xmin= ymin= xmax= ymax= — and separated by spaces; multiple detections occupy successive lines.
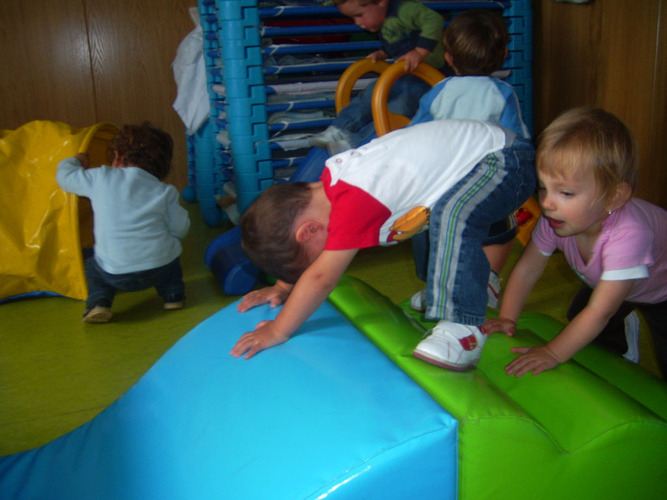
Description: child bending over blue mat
xmin=56 ymin=123 xmax=190 ymax=323
xmin=483 ymin=108 xmax=667 ymax=377
xmin=232 ymin=120 xmax=535 ymax=371
xmin=310 ymin=0 xmax=445 ymax=155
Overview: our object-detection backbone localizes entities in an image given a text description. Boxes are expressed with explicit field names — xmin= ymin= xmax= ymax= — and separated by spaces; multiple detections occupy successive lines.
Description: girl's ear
xmin=607 ymin=182 xmax=632 ymax=212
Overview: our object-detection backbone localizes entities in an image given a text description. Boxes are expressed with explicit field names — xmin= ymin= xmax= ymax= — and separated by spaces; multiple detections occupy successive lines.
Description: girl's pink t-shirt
xmin=531 ymin=198 xmax=667 ymax=304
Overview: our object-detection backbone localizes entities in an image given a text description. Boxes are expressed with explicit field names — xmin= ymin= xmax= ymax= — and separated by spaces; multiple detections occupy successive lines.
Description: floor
xmin=0 ymin=203 xmax=662 ymax=457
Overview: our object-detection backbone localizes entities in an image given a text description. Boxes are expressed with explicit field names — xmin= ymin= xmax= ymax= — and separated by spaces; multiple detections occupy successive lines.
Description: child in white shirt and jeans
xmin=231 ymin=120 xmax=536 ymax=370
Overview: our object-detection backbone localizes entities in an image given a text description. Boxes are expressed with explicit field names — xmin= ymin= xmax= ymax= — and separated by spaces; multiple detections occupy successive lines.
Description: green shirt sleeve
xmin=393 ymin=1 xmax=445 ymax=68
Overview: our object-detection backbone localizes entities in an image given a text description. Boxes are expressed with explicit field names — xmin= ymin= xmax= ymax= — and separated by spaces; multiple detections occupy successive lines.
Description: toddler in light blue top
xmin=57 ymin=122 xmax=190 ymax=323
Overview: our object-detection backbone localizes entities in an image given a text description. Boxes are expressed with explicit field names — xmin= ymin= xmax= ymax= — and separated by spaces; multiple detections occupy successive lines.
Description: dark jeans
xmin=568 ymin=284 xmax=667 ymax=376
xmin=85 ymin=257 xmax=185 ymax=309
xmin=412 ymin=214 xmax=517 ymax=280
xmin=332 ymin=74 xmax=432 ymax=147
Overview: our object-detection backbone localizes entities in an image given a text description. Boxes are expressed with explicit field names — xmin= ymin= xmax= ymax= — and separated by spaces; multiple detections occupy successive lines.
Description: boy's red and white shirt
xmin=322 ymin=120 xmax=507 ymax=250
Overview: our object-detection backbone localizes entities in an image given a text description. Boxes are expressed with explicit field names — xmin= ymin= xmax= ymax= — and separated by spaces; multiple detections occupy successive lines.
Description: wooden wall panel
xmin=85 ymin=0 xmax=196 ymax=187
xmin=0 ymin=0 xmax=97 ymax=128
xmin=0 ymin=0 xmax=197 ymax=189
xmin=534 ymin=0 xmax=665 ymax=208
xmin=647 ymin=1 xmax=667 ymax=210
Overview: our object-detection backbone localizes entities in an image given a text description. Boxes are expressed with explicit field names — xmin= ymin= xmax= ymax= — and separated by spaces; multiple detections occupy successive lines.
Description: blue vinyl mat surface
xmin=0 ymin=298 xmax=457 ymax=500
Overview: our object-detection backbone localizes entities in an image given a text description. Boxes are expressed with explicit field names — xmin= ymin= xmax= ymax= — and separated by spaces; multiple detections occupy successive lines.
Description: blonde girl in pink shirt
xmin=484 ymin=108 xmax=667 ymax=377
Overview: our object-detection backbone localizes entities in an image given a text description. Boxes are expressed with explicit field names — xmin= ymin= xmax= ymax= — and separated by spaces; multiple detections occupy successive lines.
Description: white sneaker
xmin=309 ymin=126 xmax=353 ymax=155
xmin=410 ymin=289 xmax=426 ymax=313
xmin=623 ymin=311 xmax=640 ymax=363
xmin=487 ymin=271 xmax=502 ymax=310
xmin=413 ymin=320 xmax=487 ymax=371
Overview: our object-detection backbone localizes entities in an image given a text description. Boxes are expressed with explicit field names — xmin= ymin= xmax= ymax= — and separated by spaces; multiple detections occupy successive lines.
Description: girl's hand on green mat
xmin=230 ymin=320 xmax=289 ymax=360
xmin=237 ymin=281 xmax=293 ymax=312
xmin=482 ymin=317 xmax=517 ymax=336
xmin=505 ymin=345 xmax=561 ymax=377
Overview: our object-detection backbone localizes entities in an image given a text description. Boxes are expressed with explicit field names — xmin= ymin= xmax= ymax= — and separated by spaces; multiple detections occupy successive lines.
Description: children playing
xmin=231 ymin=119 xmax=536 ymax=370
xmin=310 ymin=0 xmax=445 ymax=155
xmin=407 ymin=9 xmax=531 ymax=310
xmin=56 ymin=123 xmax=190 ymax=323
xmin=483 ymin=108 xmax=667 ymax=377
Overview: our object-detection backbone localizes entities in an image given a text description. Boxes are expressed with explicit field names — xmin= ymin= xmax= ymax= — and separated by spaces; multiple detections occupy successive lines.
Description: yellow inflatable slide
xmin=0 ymin=121 xmax=117 ymax=302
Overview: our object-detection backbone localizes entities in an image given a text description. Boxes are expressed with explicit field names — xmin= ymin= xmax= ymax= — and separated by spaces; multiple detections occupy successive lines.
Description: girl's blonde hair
xmin=536 ymin=108 xmax=638 ymax=201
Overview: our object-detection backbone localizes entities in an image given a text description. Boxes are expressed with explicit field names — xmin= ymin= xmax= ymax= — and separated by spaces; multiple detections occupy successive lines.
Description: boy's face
xmin=339 ymin=0 xmax=388 ymax=32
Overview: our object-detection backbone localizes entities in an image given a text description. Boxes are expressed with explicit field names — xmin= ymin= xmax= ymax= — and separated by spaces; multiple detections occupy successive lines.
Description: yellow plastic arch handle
xmin=335 ymin=59 xmax=391 ymax=114
xmin=371 ymin=60 xmax=444 ymax=136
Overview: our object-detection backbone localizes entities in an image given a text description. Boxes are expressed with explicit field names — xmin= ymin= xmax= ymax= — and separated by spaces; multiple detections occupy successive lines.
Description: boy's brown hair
xmin=108 ymin=122 xmax=173 ymax=180
xmin=443 ymin=9 xmax=508 ymax=75
xmin=240 ymin=182 xmax=314 ymax=284
xmin=537 ymin=108 xmax=639 ymax=201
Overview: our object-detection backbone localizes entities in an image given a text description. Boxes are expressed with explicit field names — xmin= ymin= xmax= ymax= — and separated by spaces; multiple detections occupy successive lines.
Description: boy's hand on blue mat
xmin=237 ymin=281 xmax=293 ymax=312
xmin=230 ymin=320 xmax=289 ymax=359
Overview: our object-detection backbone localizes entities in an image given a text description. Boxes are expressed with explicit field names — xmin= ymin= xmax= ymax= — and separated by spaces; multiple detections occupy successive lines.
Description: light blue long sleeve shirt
xmin=57 ymin=158 xmax=190 ymax=274
xmin=410 ymin=76 xmax=530 ymax=139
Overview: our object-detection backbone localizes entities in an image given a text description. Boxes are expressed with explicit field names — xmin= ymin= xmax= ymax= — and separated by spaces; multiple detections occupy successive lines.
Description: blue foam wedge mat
xmin=0 ymin=299 xmax=458 ymax=499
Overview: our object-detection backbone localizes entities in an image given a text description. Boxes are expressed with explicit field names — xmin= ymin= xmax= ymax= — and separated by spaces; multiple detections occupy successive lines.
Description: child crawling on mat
xmin=56 ymin=122 xmax=190 ymax=323
xmin=231 ymin=119 xmax=536 ymax=370
xmin=483 ymin=108 xmax=667 ymax=377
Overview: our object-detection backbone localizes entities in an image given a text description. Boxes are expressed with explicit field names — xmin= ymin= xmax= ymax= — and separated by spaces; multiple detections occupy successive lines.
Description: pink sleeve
xmin=601 ymin=220 xmax=655 ymax=271
xmin=530 ymin=215 xmax=558 ymax=256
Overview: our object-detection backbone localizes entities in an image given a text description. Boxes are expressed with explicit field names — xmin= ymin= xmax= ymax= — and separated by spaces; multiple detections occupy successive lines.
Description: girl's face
xmin=537 ymin=169 xmax=610 ymax=239
xmin=339 ymin=0 xmax=388 ymax=32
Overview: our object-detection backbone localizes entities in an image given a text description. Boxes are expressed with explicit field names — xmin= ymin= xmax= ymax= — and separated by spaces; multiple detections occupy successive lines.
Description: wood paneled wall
xmin=534 ymin=0 xmax=666 ymax=208
xmin=0 ymin=0 xmax=197 ymax=188
xmin=1 ymin=0 xmax=665 ymax=208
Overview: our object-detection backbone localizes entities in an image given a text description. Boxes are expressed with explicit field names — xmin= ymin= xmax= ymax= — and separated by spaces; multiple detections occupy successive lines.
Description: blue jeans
xmin=85 ymin=257 xmax=185 ymax=309
xmin=420 ymin=136 xmax=536 ymax=325
xmin=412 ymin=208 xmax=518 ymax=279
xmin=332 ymin=74 xmax=431 ymax=147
